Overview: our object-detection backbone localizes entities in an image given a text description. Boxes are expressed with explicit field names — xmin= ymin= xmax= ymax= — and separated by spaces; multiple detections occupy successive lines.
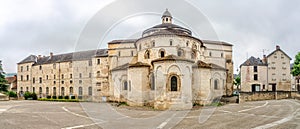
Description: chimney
xmin=50 ymin=52 xmax=53 ymax=58
xmin=276 ymin=45 xmax=280 ymax=50
xmin=262 ymin=55 xmax=267 ymax=64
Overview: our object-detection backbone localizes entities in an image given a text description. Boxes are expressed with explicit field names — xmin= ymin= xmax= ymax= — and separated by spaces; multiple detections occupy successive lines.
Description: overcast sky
xmin=0 ymin=0 xmax=299 ymax=73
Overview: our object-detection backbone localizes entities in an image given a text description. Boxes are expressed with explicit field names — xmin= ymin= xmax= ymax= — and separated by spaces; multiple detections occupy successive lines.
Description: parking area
xmin=0 ymin=99 xmax=299 ymax=129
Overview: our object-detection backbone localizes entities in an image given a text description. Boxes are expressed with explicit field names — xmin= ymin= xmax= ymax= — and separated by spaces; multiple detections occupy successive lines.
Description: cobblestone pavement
xmin=0 ymin=99 xmax=299 ymax=129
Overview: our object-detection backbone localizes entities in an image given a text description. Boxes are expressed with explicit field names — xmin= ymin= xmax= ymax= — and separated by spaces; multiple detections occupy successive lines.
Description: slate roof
xmin=151 ymin=55 xmax=194 ymax=64
xmin=18 ymin=49 xmax=108 ymax=65
xmin=108 ymin=39 xmax=137 ymax=44
xmin=111 ymin=63 xmax=129 ymax=71
xmin=202 ymin=40 xmax=233 ymax=46
xmin=18 ymin=55 xmax=37 ymax=64
xmin=142 ymin=23 xmax=192 ymax=36
xmin=240 ymin=56 xmax=267 ymax=67
xmin=267 ymin=48 xmax=292 ymax=60
xmin=162 ymin=9 xmax=172 ymax=18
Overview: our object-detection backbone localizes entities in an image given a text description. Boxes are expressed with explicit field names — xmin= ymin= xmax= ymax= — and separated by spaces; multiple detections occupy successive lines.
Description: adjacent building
xmin=240 ymin=45 xmax=292 ymax=92
xmin=17 ymin=10 xmax=234 ymax=109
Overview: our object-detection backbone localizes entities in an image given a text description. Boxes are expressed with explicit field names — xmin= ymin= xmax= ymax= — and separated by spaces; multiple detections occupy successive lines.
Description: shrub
xmin=71 ymin=96 xmax=76 ymax=99
xmin=64 ymin=96 xmax=69 ymax=99
xmin=52 ymin=96 xmax=57 ymax=99
xmin=58 ymin=96 xmax=63 ymax=99
xmin=46 ymin=96 xmax=51 ymax=99
xmin=38 ymin=98 xmax=79 ymax=102
xmin=32 ymin=92 xmax=37 ymax=100
xmin=6 ymin=91 xmax=17 ymax=97
xmin=24 ymin=91 xmax=32 ymax=100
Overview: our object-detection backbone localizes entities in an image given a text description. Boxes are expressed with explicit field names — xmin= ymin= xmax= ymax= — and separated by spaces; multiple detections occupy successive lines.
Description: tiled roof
xmin=240 ymin=56 xmax=267 ymax=67
xmin=151 ymin=55 xmax=194 ymax=64
xmin=18 ymin=49 xmax=108 ymax=65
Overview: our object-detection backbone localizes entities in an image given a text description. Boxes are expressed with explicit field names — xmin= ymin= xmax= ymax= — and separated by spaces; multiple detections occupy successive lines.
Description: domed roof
xmin=162 ymin=9 xmax=172 ymax=18
xmin=142 ymin=23 xmax=192 ymax=37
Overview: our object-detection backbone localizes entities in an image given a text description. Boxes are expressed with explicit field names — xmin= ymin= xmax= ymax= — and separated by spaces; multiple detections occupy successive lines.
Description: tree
xmin=0 ymin=70 xmax=8 ymax=92
xmin=234 ymin=76 xmax=241 ymax=89
xmin=292 ymin=52 xmax=300 ymax=76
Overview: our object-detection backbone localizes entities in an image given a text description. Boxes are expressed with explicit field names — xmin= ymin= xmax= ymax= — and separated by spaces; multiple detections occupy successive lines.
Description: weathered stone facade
xmin=17 ymin=10 xmax=233 ymax=110
xmin=240 ymin=45 xmax=292 ymax=92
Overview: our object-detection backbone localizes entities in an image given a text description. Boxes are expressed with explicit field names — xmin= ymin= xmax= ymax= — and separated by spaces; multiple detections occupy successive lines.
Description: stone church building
xmin=17 ymin=10 xmax=233 ymax=110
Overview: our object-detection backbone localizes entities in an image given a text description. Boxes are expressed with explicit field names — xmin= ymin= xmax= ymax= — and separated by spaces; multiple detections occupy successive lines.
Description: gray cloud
xmin=0 ymin=0 xmax=299 ymax=73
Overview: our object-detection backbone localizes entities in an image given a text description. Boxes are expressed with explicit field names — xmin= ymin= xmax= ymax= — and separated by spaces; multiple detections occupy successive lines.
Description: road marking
xmin=61 ymin=122 xmax=103 ymax=129
xmin=219 ymin=110 xmax=232 ymax=113
xmin=0 ymin=109 xmax=7 ymax=112
xmin=62 ymin=107 xmax=105 ymax=122
xmin=252 ymin=108 xmax=300 ymax=129
xmin=156 ymin=113 xmax=176 ymax=129
xmin=238 ymin=101 xmax=268 ymax=113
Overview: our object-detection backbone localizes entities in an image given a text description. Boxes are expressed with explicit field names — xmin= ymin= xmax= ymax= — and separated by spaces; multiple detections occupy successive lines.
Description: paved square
xmin=0 ymin=99 xmax=299 ymax=129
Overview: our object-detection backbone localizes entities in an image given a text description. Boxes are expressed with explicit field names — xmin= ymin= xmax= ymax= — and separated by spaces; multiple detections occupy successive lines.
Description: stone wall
xmin=239 ymin=91 xmax=300 ymax=102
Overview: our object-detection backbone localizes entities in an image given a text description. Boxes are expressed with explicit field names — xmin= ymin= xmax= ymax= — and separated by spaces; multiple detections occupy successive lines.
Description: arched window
xmin=171 ymin=76 xmax=178 ymax=91
xmin=26 ymin=75 xmax=29 ymax=81
xmin=123 ymin=81 xmax=128 ymax=90
xmin=192 ymin=43 xmax=197 ymax=50
xmin=214 ymin=79 xmax=219 ymax=90
xmin=209 ymin=52 xmax=212 ymax=57
xmin=191 ymin=51 xmax=196 ymax=59
xmin=32 ymin=87 xmax=35 ymax=93
xmin=221 ymin=53 xmax=224 ymax=58
xmin=151 ymin=73 xmax=155 ymax=90
xmin=88 ymin=87 xmax=92 ymax=96
xmin=79 ymin=87 xmax=83 ymax=96
xmin=53 ymin=87 xmax=56 ymax=96
xmin=70 ymin=87 xmax=73 ymax=94
xmin=21 ymin=75 xmax=23 ymax=81
xmin=139 ymin=44 xmax=141 ymax=50
xmin=186 ymin=41 xmax=189 ymax=47
xmin=46 ymin=87 xmax=49 ymax=95
xmin=61 ymin=87 xmax=65 ymax=96
xmin=170 ymin=39 xmax=173 ymax=46
xmin=178 ymin=49 xmax=184 ymax=57
xmin=39 ymin=87 xmax=42 ymax=95
xmin=159 ymin=49 xmax=165 ymax=58
xmin=97 ymin=71 xmax=100 ymax=77
xmin=144 ymin=50 xmax=150 ymax=59
xmin=152 ymin=40 xmax=155 ymax=47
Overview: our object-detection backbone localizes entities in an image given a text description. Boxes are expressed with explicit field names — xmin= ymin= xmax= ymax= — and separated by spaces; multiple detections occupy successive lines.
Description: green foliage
xmin=234 ymin=75 xmax=241 ymax=87
xmin=6 ymin=91 xmax=17 ymax=97
xmin=46 ymin=96 xmax=51 ymax=99
xmin=23 ymin=91 xmax=37 ymax=100
xmin=0 ymin=72 xmax=8 ymax=92
xmin=71 ymin=96 xmax=76 ymax=99
xmin=38 ymin=98 xmax=79 ymax=102
xmin=292 ymin=52 xmax=300 ymax=76
xmin=64 ymin=96 xmax=69 ymax=99
xmin=52 ymin=96 xmax=57 ymax=99
xmin=58 ymin=96 xmax=63 ymax=99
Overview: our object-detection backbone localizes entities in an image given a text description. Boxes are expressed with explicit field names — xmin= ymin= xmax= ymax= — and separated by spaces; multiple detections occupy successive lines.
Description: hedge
xmin=38 ymin=98 xmax=79 ymax=102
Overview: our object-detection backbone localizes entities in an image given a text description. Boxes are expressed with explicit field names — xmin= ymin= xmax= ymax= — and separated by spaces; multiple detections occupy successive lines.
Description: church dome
xmin=142 ymin=9 xmax=192 ymax=37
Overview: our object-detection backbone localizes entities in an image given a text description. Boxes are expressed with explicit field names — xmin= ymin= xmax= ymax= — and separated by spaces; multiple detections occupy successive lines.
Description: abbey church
xmin=17 ymin=9 xmax=234 ymax=110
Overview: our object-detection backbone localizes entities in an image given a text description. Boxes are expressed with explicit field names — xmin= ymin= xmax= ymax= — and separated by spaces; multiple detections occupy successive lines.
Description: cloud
xmin=0 ymin=0 xmax=299 ymax=73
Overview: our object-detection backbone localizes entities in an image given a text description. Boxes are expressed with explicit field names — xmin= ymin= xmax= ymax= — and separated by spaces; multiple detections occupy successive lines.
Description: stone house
xmin=17 ymin=9 xmax=234 ymax=110
xmin=240 ymin=45 xmax=291 ymax=92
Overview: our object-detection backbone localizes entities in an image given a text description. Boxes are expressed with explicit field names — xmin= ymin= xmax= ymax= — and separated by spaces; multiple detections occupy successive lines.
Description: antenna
xmin=261 ymin=49 xmax=269 ymax=55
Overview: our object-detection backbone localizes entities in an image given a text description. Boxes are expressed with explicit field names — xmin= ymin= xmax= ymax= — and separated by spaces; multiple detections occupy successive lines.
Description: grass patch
xmin=209 ymin=102 xmax=223 ymax=107
xmin=38 ymin=98 xmax=79 ymax=102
